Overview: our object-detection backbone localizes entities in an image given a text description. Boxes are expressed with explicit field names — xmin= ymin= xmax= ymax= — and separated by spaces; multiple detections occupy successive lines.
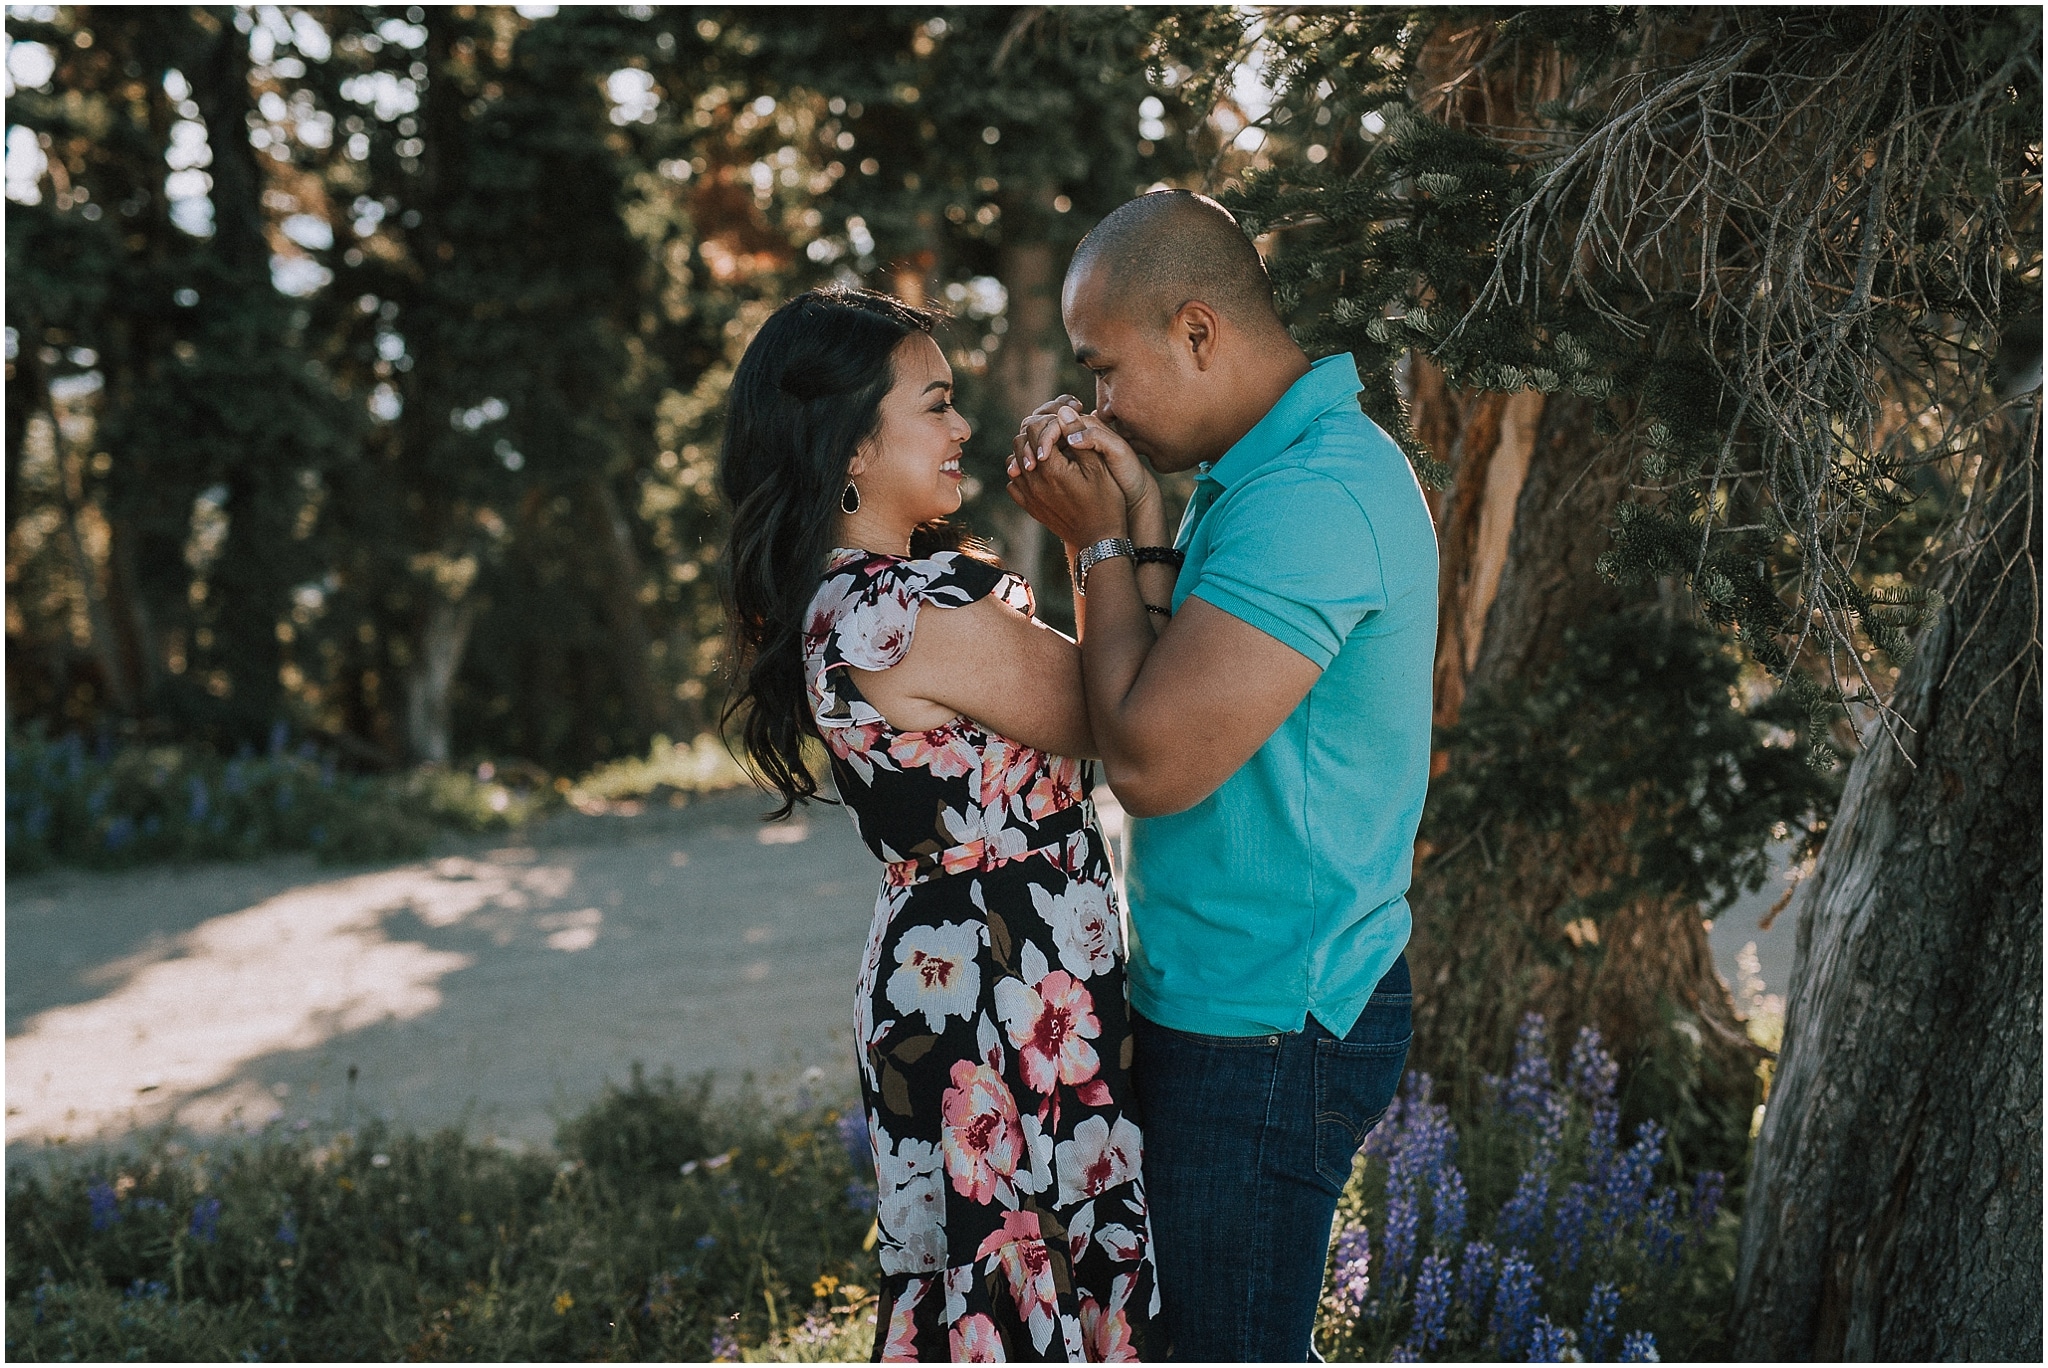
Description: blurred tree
xmin=5 ymin=5 xmax=355 ymax=749
xmin=1147 ymin=5 xmax=2038 ymax=1181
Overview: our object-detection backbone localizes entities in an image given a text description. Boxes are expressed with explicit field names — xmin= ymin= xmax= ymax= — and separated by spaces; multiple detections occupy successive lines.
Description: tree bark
xmin=1733 ymin=438 xmax=2042 ymax=1360
xmin=404 ymin=589 xmax=481 ymax=766
xmin=577 ymin=474 xmax=664 ymax=736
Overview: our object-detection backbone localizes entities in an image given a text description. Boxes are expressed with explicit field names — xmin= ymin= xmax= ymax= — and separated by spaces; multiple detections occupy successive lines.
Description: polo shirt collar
xmin=1196 ymin=353 xmax=1364 ymax=488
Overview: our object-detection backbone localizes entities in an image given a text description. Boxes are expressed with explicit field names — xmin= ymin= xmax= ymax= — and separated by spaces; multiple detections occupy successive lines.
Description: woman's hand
xmin=1014 ymin=398 xmax=1162 ymax=524
xmin=1006 ymin=413 xmax=1132 ymax=550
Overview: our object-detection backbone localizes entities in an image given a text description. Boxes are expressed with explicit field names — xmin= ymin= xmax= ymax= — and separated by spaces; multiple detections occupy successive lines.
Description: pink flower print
xmin=1080 ymin=1297 xmax=1140 ymax=1363
xmin=880 ymin=1277 xmax=930 ymax=1362
xmin=824 ymin=718 xmax=888 ymax=761
xmin=889 ymin=725 xmax=978 ymax=779
xmin=949 ymin=1312 xmax=1006 ymax=1363
xmin=975 ymin=1211 xmax=1058 ymax=1354
xmin=1054 ymin=1113 xmax=1144 ymax=1207
xmin=941 ymin=1060 xmax=1023 ymax=1203
xmin=994 ymin=970 xmax=1102 ymax=1096
xmin=1020 ymin=769 xmax=1067 ymax=822
xmin=837 ymin=596 xmax=915 ymax=671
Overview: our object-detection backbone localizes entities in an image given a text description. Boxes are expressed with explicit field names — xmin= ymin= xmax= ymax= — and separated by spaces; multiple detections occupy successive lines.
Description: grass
xmin=5 ymin=1070 xmax=881 ymax=1362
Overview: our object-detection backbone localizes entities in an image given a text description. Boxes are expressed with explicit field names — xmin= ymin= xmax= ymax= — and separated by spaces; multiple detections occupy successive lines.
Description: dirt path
xmin=6 ymin=789 xmax=891 ymax=1162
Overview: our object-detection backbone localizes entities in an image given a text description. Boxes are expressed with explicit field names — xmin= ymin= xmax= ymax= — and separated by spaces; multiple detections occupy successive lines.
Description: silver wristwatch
xmin=1072 ymin=536 xmax=1136 ymax=597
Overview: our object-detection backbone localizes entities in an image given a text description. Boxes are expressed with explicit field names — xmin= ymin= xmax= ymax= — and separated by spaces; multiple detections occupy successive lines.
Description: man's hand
xmin=1015 ymin=398 xmax=1160 ymax=521
xmin=1006 ymin=419 xmax=1130 ymax=551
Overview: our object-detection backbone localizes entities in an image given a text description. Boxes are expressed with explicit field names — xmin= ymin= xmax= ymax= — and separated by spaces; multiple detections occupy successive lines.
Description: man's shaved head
xmin=1067 ymin=190 xmax=1280 ymax=333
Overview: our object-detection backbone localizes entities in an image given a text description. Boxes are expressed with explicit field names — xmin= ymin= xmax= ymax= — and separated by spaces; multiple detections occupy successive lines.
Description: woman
xmin=719 ymin=287 xmax=1160 ymax=1363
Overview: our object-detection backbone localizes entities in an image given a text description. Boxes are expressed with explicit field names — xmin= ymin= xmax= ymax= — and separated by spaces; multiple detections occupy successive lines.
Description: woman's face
xmin=849 ymin=333 xmax=971 ymax=529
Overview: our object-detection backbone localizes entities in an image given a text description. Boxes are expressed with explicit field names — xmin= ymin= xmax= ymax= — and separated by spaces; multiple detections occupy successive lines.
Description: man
xmin=1005 ymin=190 xmax=1438 ymax=1361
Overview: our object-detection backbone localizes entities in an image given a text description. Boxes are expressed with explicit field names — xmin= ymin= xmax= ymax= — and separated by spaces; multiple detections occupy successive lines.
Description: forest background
xmin=4 ymin=4 xmax=2039 ymax=1360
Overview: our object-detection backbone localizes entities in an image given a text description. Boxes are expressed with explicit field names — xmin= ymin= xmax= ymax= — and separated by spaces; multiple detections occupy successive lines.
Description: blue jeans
xmin=1132 ymin=955 xmax=1412 ymax=1362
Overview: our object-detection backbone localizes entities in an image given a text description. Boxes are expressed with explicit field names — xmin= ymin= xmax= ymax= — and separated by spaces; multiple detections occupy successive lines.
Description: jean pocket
xmin=1312 ymin=1025 xmax=1412 ymax=1188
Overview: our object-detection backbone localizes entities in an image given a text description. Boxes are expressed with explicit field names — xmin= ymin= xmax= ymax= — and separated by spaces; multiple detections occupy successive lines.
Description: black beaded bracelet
xmin=1133 ymin=546 xmax=1185 ymax=569
xmin=1143 ymin=603 xmax=1172 ymax=619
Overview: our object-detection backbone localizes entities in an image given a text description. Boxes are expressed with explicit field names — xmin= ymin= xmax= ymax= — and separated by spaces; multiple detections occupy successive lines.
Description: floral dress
xmin=804 ymin=548 xmax=1160 ymax=1364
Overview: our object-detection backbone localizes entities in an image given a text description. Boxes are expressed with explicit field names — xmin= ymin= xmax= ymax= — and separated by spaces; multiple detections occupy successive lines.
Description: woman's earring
xmin=840 ymin=481 xmax=861 ymax=514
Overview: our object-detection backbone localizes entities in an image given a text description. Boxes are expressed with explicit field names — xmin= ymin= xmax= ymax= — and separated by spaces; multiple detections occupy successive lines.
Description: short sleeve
xmin=805 ymin=550 xmax=1031 ymax=732
xmin=1185 ymin=467 xmax=1386 ymax=669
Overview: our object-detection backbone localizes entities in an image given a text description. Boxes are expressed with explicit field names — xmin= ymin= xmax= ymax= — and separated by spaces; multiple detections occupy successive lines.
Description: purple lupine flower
xmin=1534 ymin=1090 xmax=1570 ymax=1164
xmin=1504 ymin=1013 xmax=1554 ymax=1121
xmin=1405 ymin=1253 xmax=1452 ymax=1354
xmin=1600 ymin=1121 xmax=1665 ymax=1237
xmin=834 ymin=1110 xmax=870 ymax=1165
xmin=87 ymin=1179 xmax=121 ymax=1231
xmin=1552 ymin=1181 xmax=1593 ymax=1273
xmin=1455 ymin=1240 xmax=1498 ymax=1319
xmin=1388 ymin=1348 xmax=1419 ymax=1363
xmin=1331 ymin=1224 xmax=1372 ymax=1314
xmin=1640 ymin=1188 xmax=1685 ymax=1266
xmin=708 ymin=1330 xmax=739 ymax=1360
xmin=1430 ymin=1161 xmax=1468 ymax=1249
xmin=1619 ymin=1329 xmax=1660 ymax=1361
xmin=1586 ymin=1101 xmax=1619 ymax=1178
xmin=188 ymin=1195 xmax=222 ymax=1243
xmin=1692 ymin=1169 xmax=1726 ymax=1231
xmin=845 ymin=1180 xmax=877 ymax=1213
xmin=1581 ymin=1281 xmax=1620 ymax=1361
xmin=1566 ymin=1024 xmax=1619 ymax=1104
xmin=1530 ymin=1315 xmax=1572 ymax=1362
xmin=1382 ymin=1179 xmax=1421 ymax=1287
xmin=1488 ymin=1250 xmax=1543 ymax=1360
xmin=1495 ymin=1166 xmax=1550 ymax=1252
xmin=275 ymin=1210 xmax=298 ymax=1246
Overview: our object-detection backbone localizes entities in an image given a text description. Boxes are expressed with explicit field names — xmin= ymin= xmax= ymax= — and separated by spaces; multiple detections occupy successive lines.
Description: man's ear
xmin=1177 ymin=301 xmax=1221 ymax=371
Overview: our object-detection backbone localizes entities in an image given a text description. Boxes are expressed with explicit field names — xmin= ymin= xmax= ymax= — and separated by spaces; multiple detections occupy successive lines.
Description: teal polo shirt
xmin=1124 ymin=353 xmax=1438 ymax=1039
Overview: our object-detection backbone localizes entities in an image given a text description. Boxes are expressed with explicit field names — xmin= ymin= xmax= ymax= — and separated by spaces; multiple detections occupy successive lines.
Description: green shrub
xmin=4 ymin=1069 xmax=881 ymax=1362
xmin=3 ymin=724 xmax=568 ymax=874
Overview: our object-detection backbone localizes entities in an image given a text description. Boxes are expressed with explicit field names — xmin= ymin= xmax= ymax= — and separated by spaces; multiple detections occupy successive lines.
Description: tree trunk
xmin=988 ymin=234 xmax=1063 ymax=596
xmin=1733 ymin=439 xmax=2042 ymax=1360
xmin=404 ymin=589 xmax=481 ymax=766
xmin=1404 ymin=388 xmax=1762 ymax=1168
xmin=578 ymin=474 xmax=664 ymax=736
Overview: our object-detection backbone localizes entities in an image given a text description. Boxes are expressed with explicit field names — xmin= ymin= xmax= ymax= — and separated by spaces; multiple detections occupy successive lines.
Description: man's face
xmin=1061 ymin=264 xmax=1210 ymax=474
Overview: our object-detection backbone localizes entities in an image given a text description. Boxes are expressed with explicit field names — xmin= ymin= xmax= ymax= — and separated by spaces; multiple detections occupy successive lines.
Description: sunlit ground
xmin=6 ymin=791 xmax=885 ymax=1160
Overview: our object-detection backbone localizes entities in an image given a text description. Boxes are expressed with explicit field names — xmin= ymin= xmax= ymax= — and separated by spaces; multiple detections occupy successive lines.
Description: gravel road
xmin=6 ymin=789 xmax=891 ymax=1162
xmin=6 ymin=782 xmax=1786 ymax=1167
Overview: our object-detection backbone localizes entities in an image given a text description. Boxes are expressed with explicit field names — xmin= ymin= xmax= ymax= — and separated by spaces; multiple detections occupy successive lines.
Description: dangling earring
xmin=841 ymin=481 xmax=861 ymax=514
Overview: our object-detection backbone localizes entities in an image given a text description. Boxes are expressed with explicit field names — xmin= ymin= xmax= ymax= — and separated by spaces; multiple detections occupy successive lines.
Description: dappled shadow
xmin=6 ymin=791 xmax=879 ymax=1160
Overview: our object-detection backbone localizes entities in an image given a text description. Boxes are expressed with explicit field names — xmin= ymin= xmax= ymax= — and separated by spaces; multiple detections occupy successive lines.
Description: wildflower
xmin=1530 ymin=1315 xmax=1574 ymax=1362
xmin=553 ymin=1291 xmax=575 ymax=1315
xmin=812 ymin=1273 xmax=840 ymax=1300
xmin=270 ymin=720 xmax=290 ymax=757
xmin=1584 ymin=1100 xmax=1620 ymax=1190
xmin=1640 ymin=1188 xmax=1684 ymax=1266
xmin=1692 ymin=1169 xmax=1726 ymax=1231
xmin=1382 ymin=1177 xmax=1421 ymax=1287
xmin=88 ymin=1179 xmax=121 ymax=1231
xmin=1455 ymin=1239 xmax=1497 ymax=1320
xmin=1620 ymin=1328 xmax=1660 ymax=1361
xmin=1495 ymin=1166 xmax=1550 ymax=1252
xmin=1489 ymin=1250 xmax=1542 ymax=1360
xmin=1566 ymin=1024 xmax=1619 ymax=1104
xmin=1503 ymin=1014 xmax=1554 ymax=1121
xmin=834 ymin=1109 xmax=871 ymax=1165
xmin=1600 ymin=1121 xmax=1665 ymax=1238
xmin=1405 ymin=1253 xmax=1452 ymax=1355
xmin=1581 ymin=1281 xmax=1620 ymax=1360
xmin=1430 ymin=1161 xmax=1468 ymax=1249
xmin=1329 ymin=1224 xmax=1371 ymax=1314
xmin=189 ymin=1195 xmax=222 ymax=1243
xmin=845 ymin=1179 xmax=877 ymax=1213
xmin=187 ymin=775 xmax=210 ymax=823
xmin=1552 ymin=1181 xmax=1593 ymax=1273
xmin=695 ymin=1234 xmax=718 ymax=1250
xmin=708 ymin=1330 xmax=739 ymax=1361
xmin=275 ymin=1211 xmax=298 ymax=1246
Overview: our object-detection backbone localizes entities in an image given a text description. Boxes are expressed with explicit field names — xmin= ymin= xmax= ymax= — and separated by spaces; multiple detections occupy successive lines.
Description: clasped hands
xmin=1005 ymin=395 xmax=1167 ymax=551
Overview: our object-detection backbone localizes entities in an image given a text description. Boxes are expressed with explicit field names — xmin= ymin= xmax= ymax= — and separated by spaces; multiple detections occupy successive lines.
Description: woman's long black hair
xmin=718 ymin=286 xmax=985 ymax=818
